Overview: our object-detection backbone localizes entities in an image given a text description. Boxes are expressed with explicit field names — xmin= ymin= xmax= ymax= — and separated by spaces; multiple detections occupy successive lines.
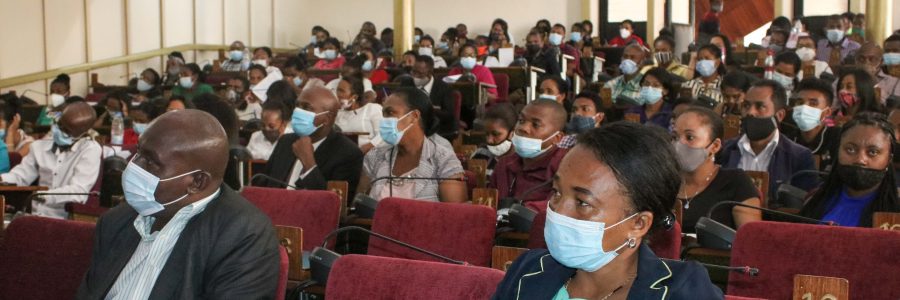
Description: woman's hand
xmin=6 ymin=114 xmax=21 ymax=146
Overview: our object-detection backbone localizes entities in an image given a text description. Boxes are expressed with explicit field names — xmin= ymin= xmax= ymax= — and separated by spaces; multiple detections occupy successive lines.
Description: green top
xmin=171 ymin=83 xmax=214 ymax=101
xmin=552 ymin=286 xmax=586 ymax=300
xmin=36 ymin=106 xmax=53 ymax=126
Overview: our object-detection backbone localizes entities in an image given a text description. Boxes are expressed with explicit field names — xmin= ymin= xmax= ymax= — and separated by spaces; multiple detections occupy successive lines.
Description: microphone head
xmin=309 ymin=246 xmax=341 ymax=285
xmin=352 ymin=193 xmax=378 ymax=219
xmin=776 ymin=183 xmax=807 ymax=209
xmin=695 ymin=217 xmax=736 ymax=251
xmin=509 ymin=203 xmax=537 ymax=233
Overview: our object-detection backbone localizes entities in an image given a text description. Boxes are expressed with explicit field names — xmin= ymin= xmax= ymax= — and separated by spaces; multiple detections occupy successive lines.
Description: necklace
xmin=679 ymin=166 xmax=718 ymax=209
xmin=565 ymin=273 xmax=637 ymax=300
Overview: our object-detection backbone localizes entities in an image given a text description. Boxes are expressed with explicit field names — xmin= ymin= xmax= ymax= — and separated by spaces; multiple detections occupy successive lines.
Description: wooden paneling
xmin=696 ymin=0 xmax=774 ymax=42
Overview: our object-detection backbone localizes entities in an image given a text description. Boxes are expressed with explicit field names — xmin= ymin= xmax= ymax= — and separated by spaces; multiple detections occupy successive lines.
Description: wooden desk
xmin=683 ymin=245 xmax=732 ymax=289
xmin=0 ymin=186 xmax=49 ymax=213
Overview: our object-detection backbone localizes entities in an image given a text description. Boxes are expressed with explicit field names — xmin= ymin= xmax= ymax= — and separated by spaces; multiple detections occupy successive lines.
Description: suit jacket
xmin=255 ymin=131 xmax=363 ymax=197
xmin=428 ymin=78 xmax=459 ymax=138
xmin=76 ymin=185 xmax=280 ymax=299
xmin=492 ymin=244 xmax=722 ymax=300
xmin=717 ymin=133 xmax=818 ymax=208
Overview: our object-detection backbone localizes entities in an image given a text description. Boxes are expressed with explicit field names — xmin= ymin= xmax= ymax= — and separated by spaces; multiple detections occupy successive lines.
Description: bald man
xmin=255 ymin=86 xmax=364 ymax=198
xmin=604 ymin=44 xmax=646 ymax=103
xmin=1 ymin=102 xmax=101 ymax=219
xmin=76 ymin=110 xmax=279 ymax=299
xmin=490 ymin=99 xmax=569 ymax=213
xmin=855 ymin=42 xmax=900 ymax=104
xmin=221 ymin=40 xmax=250 ymax=72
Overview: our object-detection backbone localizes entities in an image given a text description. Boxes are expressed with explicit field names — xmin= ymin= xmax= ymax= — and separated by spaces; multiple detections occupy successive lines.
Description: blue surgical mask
xmin=380 ymin=111 xmax=414 ymax=146
xmin=544 ymin=203 xmax=638 ymax=272
xmin=549 ymin=33 xmax=563 ymax=46
xmin=570 ymin=32 xmax=582 ymax=43
xmin=51 ymin=124 xmax=74 ymax=147
xmin=133 ymin=123 xmax=149 ymax=135
xmin=122 ymin=157 xmax=201 ymax=216
xmin=291 ymin=107 xmax=326 ymax=136
xmin=293 ymin=77 xmax=303 ymax=87
xmin=773 ymin=72 xmax=794 ymax=91
xmin=566 ymin=115 xmax=596 ymax=134
xmin=619 ymin=59 xmax=638 ymax=75
xmin=437 ymin=41 xmax=450 ymax=50
xmin=137 ymin=79 xmax=153 ymax=92
xmin=512 ymin=132 xmax=558 ymax=159
xmin=696 ymin=59 xmax=717 ymax=77
xmin=324 ymin=49 xmax=337 ymax=60
xmin=792 ymin=105 xmax=824 ymax=132
xmin=460 ymin=57 xmax=477 ymax=70
xmin=229 ymin=50 xmax=244 ymax=61
xmin=884 ymin=53 xmax=900 ymax=66
xmin=826 ymin=29 xmax=845 ymax=44
xmin=0 ymin=129 xmax=6 ymax=140
xmin=179 ymin=76 xmax=194 ymax=89
xmin=362 ymin=60 xmax=374 ymax=71
xmin=414 ymin=35 xmax=421 ymax=43
xmin=639 ymin=86 xmax=663 ymax=105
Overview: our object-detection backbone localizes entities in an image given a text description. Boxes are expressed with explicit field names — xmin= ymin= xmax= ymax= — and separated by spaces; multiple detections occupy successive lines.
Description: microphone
xmin=497 ymin=179 xmax=552 ymax=233
xmin=249 ymin=173 xmax=298 ymax=189
xmin=663 ymin=259 xmax=760 ymax=276
xmin=697 ymin=201 xmax=834 ymax=250
xmin=310 ymin=226 xmax=465 ymax=285
xmin=353 ymin=175 xmax=467 ymax=219
xmin=776 ymin=170 xmax=828 ymax=209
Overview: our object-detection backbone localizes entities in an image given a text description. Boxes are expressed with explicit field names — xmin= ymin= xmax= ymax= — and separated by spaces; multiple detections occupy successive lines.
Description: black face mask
xmin=837 ymin=164 xmax=886 ymax=191
xmin=526 ymin=44 xmax=541 ymax=54
xmin=741 ymin=116 xmax=777 ymax=141
xmin=262 ymin=129 xmax=281 ymax=143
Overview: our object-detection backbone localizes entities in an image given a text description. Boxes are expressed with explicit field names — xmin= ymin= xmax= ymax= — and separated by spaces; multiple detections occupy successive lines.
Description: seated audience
xmin=94 ymin=89 xmax=129 ymax=128
xmin=524 ymin=30 xmax=561 ymax=77
xmin=166 ymin=95 xmax=194 ymax=112
xmin=448 ymin=44 xmax=498 ymax=98
xmin=326 ymin=55 xmax=376 ymax=101
xmin=491 ymin=100 xmax=568 ymax=212
xmin=313 ymin=38 xmax=346 ymax=70
xmin=884 ymin=35 xmax=900 ymax=78
xmin=559 ymin=91 xmax=606 ymax=148
xmin=493 ymin=122 xmax=721 ymax=299
xmin=608 ymin=19 xmax=647 ymax=47
xmin=795 ymin=34 xmax=834 ymax=79
xmin=335 ymin=75 xmax=383 ymax=151
xmin=537 ymin=75 xmax=569 ymax=104
xmin=171 ymin=63 xmax=213 ymax=101
xmin=162 ymin=52 xmax=185 ymax=86
xmin=472 ymin=104 xmax=517 ymax=176
xmin=720 ymin=71 xmax=757 ymax=115
xmin=417 ymin=36 xmax=448 ymax=68
xmin=673 ymin=106 xmax=761 ymax=232
xmin=628 ymin=67 xmax=679 ymax=128
xmin=76 ymin=110 xmax=279 ymax=299
xmin=256 ymin=87 xmax=363 ymax=197
xmin=604 ymin=44 xmax=646 ymax=104
xmin=247 ymin=100 xmax=293 ymax=160
xmin=717 ymin=80 xmax=817 ymax=207
xmin=282 ymin=57 xmax=326 ymax=94
xmin=412 ymin=55 xmax=458 ymax=139
xmin=0 ymin=102 xmax=101 ymax=219
xmin=817 ymin=14 xmax=861 ymax=68
xmin=783 ymin=78 xmax=842 ymax=171
xmin=856 ymin=41 xmax=900 ymax=104
xmin=833 ymin=67 xmax=883 ymax=118
xmin=772 ymin=51 xmax=801 ymax=94
xmin=132 ymin=68 xmax=163 ymax=106
xmin=800 ymin=113 xmax=900 ymax=226
xmin=682 ymin=44 xmax=725 ymax=105
xmin=37 ymin=74 xmax=72 ymax=126
xmin=221 ymin=40 xmax=250 ymax=71
xmin=0 ymin=107 xmax=34 ymax=157
xmin=653 ymin=34 xmax=692 ymax=80
xmin=363 ymin=88 xmax=466 ymax=202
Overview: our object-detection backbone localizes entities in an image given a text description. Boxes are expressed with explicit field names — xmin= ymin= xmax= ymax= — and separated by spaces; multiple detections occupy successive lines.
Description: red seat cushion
xmin=241 ymin=187 xmax=341 ymax=250
xmin=492 ymin=72 xmax=509 ymax=103
xmin=369 ymin=198 xmax=496 ymax=266
xmin=275 ymin=246 xmax=288 ymax=300
xmin=0 ymin=216 xmax=95 ymax=299
xmin=526 ymin=209 xmax=547 ymax=249
xmin=648 ymin=221 xmax=682 ymax=260
xmin=325 ymin=254 xmax=505 ymax=300
xmin=728 ymin=221 xmax=900 ymax=299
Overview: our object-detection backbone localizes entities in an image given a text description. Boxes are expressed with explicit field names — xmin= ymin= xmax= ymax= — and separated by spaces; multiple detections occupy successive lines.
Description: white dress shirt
xmin=235 ymin=102 xmax=262 ymax=121
xmin=105 ymin=189 xmax=220 ymax=300
xmin=737 ymin=131 xmax=780 ymax=172
xmin=285 ymin=138 xmax=325 ymax=189
xmin=420 ymin=76 xmax=435 ymax=96
xmin=246 ymin=126 xmax=293 ymax=160
xmin=335 ymin=103 xmax=384 ymax=146
xmin=0 ymin=138 xmax=102 ymax=219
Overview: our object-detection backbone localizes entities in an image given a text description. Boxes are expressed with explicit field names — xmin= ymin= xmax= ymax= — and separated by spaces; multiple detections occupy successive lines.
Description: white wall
xmin=1 ymin=0 xmax=594 ymax=104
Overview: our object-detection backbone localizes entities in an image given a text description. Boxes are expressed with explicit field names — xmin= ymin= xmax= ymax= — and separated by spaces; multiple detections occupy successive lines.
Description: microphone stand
xmin=249 ymin=173 xmax=298 ymax=189
xmin=319 ymin=226 xmax=465 ymax=265
xmin=706 ymin=201 xmax=833 ymax=225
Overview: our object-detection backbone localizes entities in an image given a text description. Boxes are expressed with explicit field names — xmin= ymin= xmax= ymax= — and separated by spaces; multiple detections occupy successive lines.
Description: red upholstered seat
xmin=647 ymin=221 xmax=682 ymax=260
xmin=65 ymin=155 xmax=106 ymax=219
xmin=728 ymin=221 xmax=900 ymax=299
xmin=241 ymin=186 xmax=341 ymax=250
xmin=275 ymin=246 xmax=288 ymax=300
xmin=526 ymin=209 xmax=547 ymax=249
xmin=492 ymin=72 xmax=509 ymax=103
xmin=8 ymin=151 xmax=22 ymax=169
xmin=0 ymin=216 xmax=95 ymax=299
xmin=368 ymin=197 xmax=496 ymax=267
xmin=325 ymin=254 xmax=505 ymax=300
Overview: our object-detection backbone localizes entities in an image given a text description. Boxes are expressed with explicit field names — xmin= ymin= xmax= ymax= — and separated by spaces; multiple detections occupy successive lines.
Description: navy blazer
xmin=491 ymin=244 xmax=723 ymax=300
xmin=717 ymin=133 xmax=818 ymax=208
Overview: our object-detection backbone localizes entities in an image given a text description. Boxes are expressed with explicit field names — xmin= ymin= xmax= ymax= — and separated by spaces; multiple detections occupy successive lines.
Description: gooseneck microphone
xmin=696 ymin=201 xmax=834 ymax=250
xmin=250 ymin=173 xmax=298 ymax=189
xmin=663 ymin=259 xmax=760 ymax=277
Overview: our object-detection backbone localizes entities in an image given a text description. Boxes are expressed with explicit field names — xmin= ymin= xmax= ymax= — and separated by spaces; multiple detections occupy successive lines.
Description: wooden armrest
xmin=528 ymin=66 xmax=546 ymax=74
xmin=472 ymin=188 xmax=498 ymax=210
xmin=275 ymin=225 xmax=306 ymax=281
xmin=492 ymin=246 xmax=528 ymax=271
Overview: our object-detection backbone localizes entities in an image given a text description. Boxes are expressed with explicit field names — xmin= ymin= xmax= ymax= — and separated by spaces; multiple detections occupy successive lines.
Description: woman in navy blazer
xmin=492 ymin=122 xmax=722 ymax=300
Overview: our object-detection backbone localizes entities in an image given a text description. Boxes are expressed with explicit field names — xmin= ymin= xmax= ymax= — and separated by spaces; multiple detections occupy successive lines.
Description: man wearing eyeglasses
xmin=0 ymin=102 xmax=101 ymax=219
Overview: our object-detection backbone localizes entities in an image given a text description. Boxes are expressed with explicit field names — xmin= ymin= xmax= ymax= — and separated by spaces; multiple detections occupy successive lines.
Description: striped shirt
xmin=603 ymin=74 xmax=643 ymax=104
xmin=364 ymin=135 xmax=463 ymax=201
xmin=105 ymin=189 xmax=221 ymax=300
xmin=682 ymin=77 xmax=723 ymax=104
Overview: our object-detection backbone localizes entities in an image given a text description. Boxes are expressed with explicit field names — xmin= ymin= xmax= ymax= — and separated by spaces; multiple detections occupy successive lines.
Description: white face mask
xmin=619 ymin=28 xmax=632 ymax=39
xmin=252 ymin=59 xmax=268 ymax=67
xmin=340 ymin=99 xmax=353 ymax=110
xmin=418 ymin=47 xmax=433 ymax=57
xmin=486 ymin=140 xmax=512 ymax=157
xmin=137 ymin=79 xmax=154 ymax=92
xmin=796 ymin=47 xmax=816 ymax=62
xmin=50 ymin=93 xmax=66 ymax=107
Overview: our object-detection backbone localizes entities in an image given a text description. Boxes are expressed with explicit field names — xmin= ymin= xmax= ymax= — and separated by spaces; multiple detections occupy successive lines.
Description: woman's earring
xmin=627 ymin=237 xmax=637 ymax=248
